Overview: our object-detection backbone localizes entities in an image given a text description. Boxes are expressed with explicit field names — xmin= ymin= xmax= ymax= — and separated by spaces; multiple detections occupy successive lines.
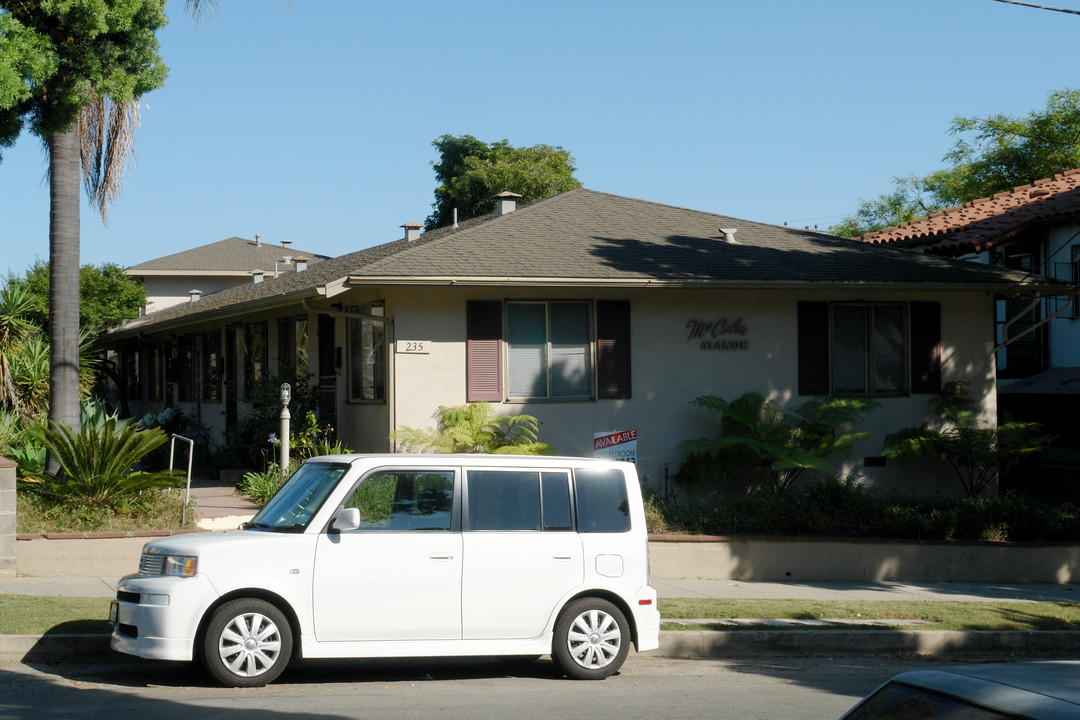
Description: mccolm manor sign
xmin=686 ymin=317 xmax=749 ymax=352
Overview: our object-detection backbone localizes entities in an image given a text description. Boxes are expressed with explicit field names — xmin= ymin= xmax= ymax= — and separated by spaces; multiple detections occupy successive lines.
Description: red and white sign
xmin=593 ymin=430 xmax=637 ymax=464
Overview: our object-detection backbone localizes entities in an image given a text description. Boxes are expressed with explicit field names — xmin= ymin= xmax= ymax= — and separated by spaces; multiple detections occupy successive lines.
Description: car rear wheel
xmin=201 ymin=598 xmax=292 ymax=687
xmin=552 ymin=598 xmax=629 ymax=680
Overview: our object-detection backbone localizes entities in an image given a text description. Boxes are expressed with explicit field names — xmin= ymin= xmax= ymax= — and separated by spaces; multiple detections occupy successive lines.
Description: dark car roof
xmin=844 ymin=662 xmax=1080 ymax=720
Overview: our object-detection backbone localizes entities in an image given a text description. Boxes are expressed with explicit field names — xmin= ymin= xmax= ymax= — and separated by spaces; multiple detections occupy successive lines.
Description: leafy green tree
xmin=678 ymin=392 xmax=879 ymax=496
xmin=6 ymin=261 xmax=147 ymax=332
xmin=426 ymin=134 xmax=582 ymax=229
xmin=393 ymin=402 xmax=556 ymax=455
xmin=0 ymin=1 xmax=170 ymax=441
xmin=833 ymin=89 xmax=1080 ymax=237
xmin=883 ymin=382 xmax=1051 ymax=498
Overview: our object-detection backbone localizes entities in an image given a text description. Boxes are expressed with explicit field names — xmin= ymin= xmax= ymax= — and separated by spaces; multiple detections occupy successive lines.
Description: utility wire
xmin=991 ymin=0 xmax=1080 ymax=16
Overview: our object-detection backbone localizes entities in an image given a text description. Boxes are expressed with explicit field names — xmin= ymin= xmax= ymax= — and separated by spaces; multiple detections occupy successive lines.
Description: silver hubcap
xmin=566 ymin=609 xmax=621 ymax=670
xmin=218 ymin=612 xmax=282 ymax=678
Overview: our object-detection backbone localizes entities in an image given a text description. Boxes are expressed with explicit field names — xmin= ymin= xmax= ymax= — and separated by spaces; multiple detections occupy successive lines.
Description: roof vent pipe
xmin=254 ymin=233 xmax=261 ymax=247
xmin=495 ymin=191 xmax=522 ymax=216
xmin=189 ymin=289 xmax=203 ymax=302
xmin=251 ymin=270 xmax=264 ymax=284
xmin=452 ymin=207 xmax=458 ymax=229
xmin=294 ymin=256 xmax=309 ymax=272
xmin=401 ymin=222 xmax=422 ymax=242
xmin=719 ymin=227 xmax=739 ymax=244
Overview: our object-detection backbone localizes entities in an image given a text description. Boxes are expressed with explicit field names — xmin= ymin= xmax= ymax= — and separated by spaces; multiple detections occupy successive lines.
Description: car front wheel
xmin=201 ymin=598 xmax=293 ymax=687
xmin=552 ymin=598 xmax=630 ymax=680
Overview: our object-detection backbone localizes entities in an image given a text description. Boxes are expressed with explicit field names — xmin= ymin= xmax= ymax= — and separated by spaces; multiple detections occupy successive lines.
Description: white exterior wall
xmin=138 ymin=275 xmax=251 ymax=313
xmin=339 ymin=286 xmax=999 ymax=499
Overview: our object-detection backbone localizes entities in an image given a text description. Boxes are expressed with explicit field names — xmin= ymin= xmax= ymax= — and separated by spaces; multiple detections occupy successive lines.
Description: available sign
xmin=593 ymin=429 xmax=637 ymax=464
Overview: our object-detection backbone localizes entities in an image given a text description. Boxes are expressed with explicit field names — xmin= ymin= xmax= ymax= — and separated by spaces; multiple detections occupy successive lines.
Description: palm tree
xmin=41 ymin=2 xmax=216 ymax=442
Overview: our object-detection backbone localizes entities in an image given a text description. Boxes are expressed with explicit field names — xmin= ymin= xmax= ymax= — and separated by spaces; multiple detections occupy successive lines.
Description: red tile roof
xmin=855 ymin=169 xmax=1080 ymax=255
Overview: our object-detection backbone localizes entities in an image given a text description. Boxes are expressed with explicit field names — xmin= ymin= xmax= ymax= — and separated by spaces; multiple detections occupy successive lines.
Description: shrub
xmin=645 ymin=477 xmax=1080 ymax=542
xmin=215 ymin=375 xmax=319 ymax=469
xmin=392 ymin=402 xmax=555 ymax=455
xmin=19 ymin=419 xmax=183 ymax=508
xmin=238 ymin=466 xmax=286 ymax=505
xmin=884 ymin=382 xmax=1051 ymax=498
xmin=677 ymin=392 xmax=879 ymax=495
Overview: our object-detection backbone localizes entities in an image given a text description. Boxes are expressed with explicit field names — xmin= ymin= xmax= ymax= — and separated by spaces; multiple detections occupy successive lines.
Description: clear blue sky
xmin=3 ymin=0 xmax=1080 ymax=277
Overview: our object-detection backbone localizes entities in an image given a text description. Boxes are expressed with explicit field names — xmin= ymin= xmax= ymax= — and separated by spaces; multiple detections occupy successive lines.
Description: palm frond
xmin=79 ymin=89 xmax=140 ymax=226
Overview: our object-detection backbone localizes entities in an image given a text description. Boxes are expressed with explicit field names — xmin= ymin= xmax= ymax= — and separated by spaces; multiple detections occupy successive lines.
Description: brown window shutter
xmin=910 ymin=301 xmax=941 ymax=394
xmin=597 ymin=300 xmax=631 ymax=399
xmin=466 ymin=301 xmax=503 ymax=402
xmin=798 ymin=302 xmax=829 ymax=396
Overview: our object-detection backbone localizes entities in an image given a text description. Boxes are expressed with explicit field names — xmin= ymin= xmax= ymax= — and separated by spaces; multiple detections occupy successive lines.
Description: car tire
xmin=551 ymin=598 xmax=629 ymax=680
xmin=201 ymin=598 xmax=292 ymax=687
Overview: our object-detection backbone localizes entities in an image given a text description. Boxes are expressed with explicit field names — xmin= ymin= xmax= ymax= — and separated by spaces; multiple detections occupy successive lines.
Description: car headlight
xmin=140 ymin=552 xmax=198 ymax=577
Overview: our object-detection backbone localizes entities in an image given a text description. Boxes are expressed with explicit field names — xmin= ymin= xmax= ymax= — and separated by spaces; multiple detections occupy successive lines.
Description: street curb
xmin=4 ymin=630 xmax=1080 ymax=664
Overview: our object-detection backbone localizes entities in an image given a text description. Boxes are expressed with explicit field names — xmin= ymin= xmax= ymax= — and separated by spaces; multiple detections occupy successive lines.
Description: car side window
xmin=345 ymin=471 xmax=454 ymax=531
xmin=467 ymin=470 xmax=541 ymax=531
xmin=575 ymin=468 xmax=631 ymax=533
xmin=541 ymin=472 xmax=573 ymax=531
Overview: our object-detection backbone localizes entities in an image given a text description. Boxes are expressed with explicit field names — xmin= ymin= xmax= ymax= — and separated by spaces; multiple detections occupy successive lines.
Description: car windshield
xmin=245 ymin=462 xmax=349 ymax=532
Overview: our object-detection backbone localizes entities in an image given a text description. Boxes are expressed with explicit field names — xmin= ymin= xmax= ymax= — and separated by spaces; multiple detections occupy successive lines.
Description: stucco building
xmin=105 ymin=189 xmax=1069 ymax=495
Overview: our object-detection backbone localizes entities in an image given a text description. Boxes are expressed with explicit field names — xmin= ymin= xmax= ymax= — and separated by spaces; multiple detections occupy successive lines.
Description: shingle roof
xmin=855 ymin=170 xmax=1080 ymax=255
xmin=126 ymin=236 xmax=330 ymax=274
xmin=112 ymin=189 xmax=1068 ymax=336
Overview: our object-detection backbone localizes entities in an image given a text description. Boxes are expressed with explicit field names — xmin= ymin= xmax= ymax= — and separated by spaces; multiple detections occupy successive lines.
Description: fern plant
xmin=392 ymin=402 xmax=556 ymax=455
xmin=884 ymin=382 xmax=1051 ymax=498
xmin=679 ymin=392 xmax=879 ymax=495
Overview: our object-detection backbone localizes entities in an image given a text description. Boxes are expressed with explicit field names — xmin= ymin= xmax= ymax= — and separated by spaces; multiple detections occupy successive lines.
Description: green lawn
xmin=660 ymin=598 xmax=1080 ymax=631
xmin=1 ymin=596 xmax=1077 ymax=636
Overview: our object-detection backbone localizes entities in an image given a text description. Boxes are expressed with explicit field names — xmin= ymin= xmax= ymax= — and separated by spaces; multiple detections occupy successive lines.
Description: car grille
xmin=139 ymin=554 xmax=165 ymax=575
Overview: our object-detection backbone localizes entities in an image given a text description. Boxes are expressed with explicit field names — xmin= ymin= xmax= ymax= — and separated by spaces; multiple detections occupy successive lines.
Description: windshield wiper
xmin=273 ymin=523 xmax=307 ymax=533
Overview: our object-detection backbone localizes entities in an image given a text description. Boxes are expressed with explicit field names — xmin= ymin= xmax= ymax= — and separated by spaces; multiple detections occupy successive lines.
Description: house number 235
xmin=396 ymin=340 xmax=429 ymax=354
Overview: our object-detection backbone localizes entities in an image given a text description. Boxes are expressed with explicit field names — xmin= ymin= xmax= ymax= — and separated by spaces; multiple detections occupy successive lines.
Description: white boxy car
xmin=110 ymin=454 xmax=660 ymax=686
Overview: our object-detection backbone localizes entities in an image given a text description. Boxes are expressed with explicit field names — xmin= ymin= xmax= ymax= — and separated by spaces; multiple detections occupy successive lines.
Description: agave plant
xmin=21 ymin=419 xmax=182 ymax=507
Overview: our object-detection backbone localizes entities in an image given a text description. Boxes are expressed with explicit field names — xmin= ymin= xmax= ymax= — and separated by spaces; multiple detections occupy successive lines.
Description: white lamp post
xmin=279 ymin=383 xmax=291 ymax=476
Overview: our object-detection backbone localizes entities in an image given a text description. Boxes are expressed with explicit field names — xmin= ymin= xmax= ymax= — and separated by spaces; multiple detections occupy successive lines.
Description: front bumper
xmin=109 ymin=573 xmax=219 ymax=662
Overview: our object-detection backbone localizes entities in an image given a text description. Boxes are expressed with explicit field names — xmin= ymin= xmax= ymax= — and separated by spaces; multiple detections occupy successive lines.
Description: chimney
xmin=281 ymin=239 xmax=292 ymax=249
xmin=401 ymin=222 xmax=422 ymax=242
xmin=254 ymin=233 xmax=261 ymax=247
xmin=719 ymin=227 xmax=739 ymax=244
xmin=189 ymin=289 xmax=203 ymax=303
xmin=294 ymin=256 xmax=310 ymax=272
xmin=495 ymin=191 xmax=522 ymax=216
xmin=251 ymin=270 xmax=264 ymax=284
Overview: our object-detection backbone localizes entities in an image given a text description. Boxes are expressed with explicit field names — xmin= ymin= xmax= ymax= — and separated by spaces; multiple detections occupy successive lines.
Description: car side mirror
xmin=331 ymin=507 xmax=361 ymax=532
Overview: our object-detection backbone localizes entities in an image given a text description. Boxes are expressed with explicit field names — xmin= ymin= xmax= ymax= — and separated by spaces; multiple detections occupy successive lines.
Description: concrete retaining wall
xmin=15 ymin=533 xmax=1080 ymax=583
xmin=0 ymin=459 xmax=14 ymax=577
xmin=650 ymin=535 xmax=1080 ymax=583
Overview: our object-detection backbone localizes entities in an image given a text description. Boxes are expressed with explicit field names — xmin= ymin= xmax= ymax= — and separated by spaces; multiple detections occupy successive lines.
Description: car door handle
xmin=552 ymin=554 xmax=573 ymax=561
xmin=428 ymin=553 xmax=454 ymax=561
